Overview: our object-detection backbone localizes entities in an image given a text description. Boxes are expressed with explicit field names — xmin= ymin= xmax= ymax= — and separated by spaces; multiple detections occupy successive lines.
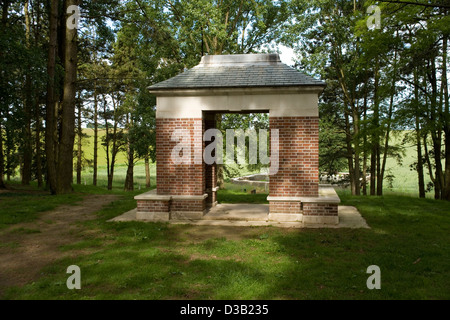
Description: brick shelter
xmin=135 ymin=54 xmax=340 ymax=225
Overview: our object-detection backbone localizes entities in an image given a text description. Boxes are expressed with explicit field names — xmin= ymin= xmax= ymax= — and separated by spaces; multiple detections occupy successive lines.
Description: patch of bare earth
xmin=0 ymin=194 xmax=119 ymax=296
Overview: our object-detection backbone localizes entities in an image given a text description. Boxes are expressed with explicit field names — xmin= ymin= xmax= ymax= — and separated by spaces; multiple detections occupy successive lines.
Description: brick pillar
xmin=269 ymin=116 xmax=319 ymax=198
xmin=150 ymin=117 xmax=207 ymax=219
xmin=156 ymin=118 xmax=205 ymax=196
xmin=268 ymin=116 xmax=320 ymax=222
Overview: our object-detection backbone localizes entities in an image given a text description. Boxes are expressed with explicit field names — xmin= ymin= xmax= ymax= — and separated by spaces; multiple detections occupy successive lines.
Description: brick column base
xmin=135 ymin=191 xmax=208 ymax=221
xmin=267 ymin=186 xmax=340 ymax=225
xmin=268 ymin=201 xmax=303 ymax=222
xmin=136 ymin=199 xmax=171 ymax=221
xmin=302 ymin=203 xmax=339 ymax=225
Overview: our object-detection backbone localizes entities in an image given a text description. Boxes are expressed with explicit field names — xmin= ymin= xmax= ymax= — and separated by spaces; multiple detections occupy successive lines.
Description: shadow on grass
xmin=3 ymin=193 xmax=449 ymax=300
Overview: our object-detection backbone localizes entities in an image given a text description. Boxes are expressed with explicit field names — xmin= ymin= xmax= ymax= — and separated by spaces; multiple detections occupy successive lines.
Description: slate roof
xmin=149 ymin=54 xmax=325 ymax=91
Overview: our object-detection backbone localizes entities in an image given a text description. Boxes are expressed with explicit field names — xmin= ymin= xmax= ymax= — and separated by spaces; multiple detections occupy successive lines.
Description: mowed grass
xmin=2 ymin=184 xmax=449 ymax=300
xmin=218 ymin=183 xmax=269 ymax=204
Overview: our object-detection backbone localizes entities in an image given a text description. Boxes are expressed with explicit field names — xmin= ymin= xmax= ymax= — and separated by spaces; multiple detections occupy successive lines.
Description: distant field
xmin=383 ymin=131 xmax=433 ymax=197
xmin=73 ymin=129 xmax=427 ymax=196
xmin=76 ymin=128 xmax=156 ymax=189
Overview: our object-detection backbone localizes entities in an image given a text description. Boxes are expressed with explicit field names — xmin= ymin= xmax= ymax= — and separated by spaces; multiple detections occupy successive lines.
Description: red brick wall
xmin=303 ymin=203 xmax=338 ymax=216
xmin=171 ymin=199 xmax=205 ymax=212
xmin=156 ymin=118 xmax=205 ymax=196
xmin=269 ymin=117 xmax=319 ymax=197
xmin=137 ymin=200 xmax=170 ymax=213
xmin=269 ymin=201 xmax=302 ymax=214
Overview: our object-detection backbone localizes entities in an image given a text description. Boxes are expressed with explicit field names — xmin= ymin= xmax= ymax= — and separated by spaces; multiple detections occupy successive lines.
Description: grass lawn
xmin=1 ymin=183 xmax=449 ymax=300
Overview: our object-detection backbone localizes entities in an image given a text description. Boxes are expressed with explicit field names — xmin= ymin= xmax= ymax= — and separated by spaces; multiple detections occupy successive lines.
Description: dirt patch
xmin=0 ymin=194 xmax=119 ymax=297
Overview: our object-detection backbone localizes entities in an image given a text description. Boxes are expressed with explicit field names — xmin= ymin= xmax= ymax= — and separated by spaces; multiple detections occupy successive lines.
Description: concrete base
xmin=109 ymin=205 xmax=369 ymax=229
xmin=303 ymin=215 xmax=339 ymax=225
xmin=203 ymin=204 xmax=269 ymax=221
xmin=268 ymin=213 xmax=303 ymax=222
xmin=171 ymin=211 xmax=206 ymax=220
xmin=136 ymin=211 xmax=169 ymax=222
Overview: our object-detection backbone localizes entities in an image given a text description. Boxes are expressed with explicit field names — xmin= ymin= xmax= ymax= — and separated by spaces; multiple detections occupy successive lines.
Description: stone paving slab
xmin=109 ymin=205 xmax=369 ymax=229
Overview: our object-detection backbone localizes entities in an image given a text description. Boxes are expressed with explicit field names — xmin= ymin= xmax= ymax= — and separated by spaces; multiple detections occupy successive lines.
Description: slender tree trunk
xmin=103 ymin=98 xmax=110 ymax=189
xmin=76 ymin=102 xmax=82 ymax=185
xmin=376 ymin=133 xmax=382 ymax=196
xmin=416 ymin=123 xmax=426 ymax=198
xmin=371 ymin=62 xmax=380 ymax=196
xmin=0 ymin=1 xmax=9 ymax=188
xmin=35 ymin=96 xmax=43 ymax=187
xmin=428 ymin=58 xmax=444 ymax=199
xmin=56 ymin=0 xmax=79 ymax=194
xmin=124 ymin=114 xmax=134 ymax=191
xmin=414 ymin=69 xmax=425 ymax=198
xmin=380 ymin=45 xmax=398 ymax=194
xmin=442 ymin=35 xmax=450 ymax=201
xmin=362 ymin=83 xmax=368 ymax=196
xmin=5 ymin=126 xmax=12 ymax=181
xmin=107 ymin=94 xmax=118 ymax=191
xmin=424 ymin=134 xmax=436 ymax=188
xmin=1 ymin=1 xmax=9 ymax=26
xmin=0 ymin=118 xmax=5 ymax=189
xmin=352 ymin=107 xmax=361 ymax=195
xmin=124 ymin=151 xmax=134 ymax=191
xmin=145 ymin=155 xmax=151 ymax=188
xmin=45 ymin=0 xmax=59 ymax=194
xmin=93 ymin=91 xmax=98 ymax=186
xmin=22 ymin=0 xmax=32 ymax=185
xmin=344 ymin=102 xmax=355 ymax=193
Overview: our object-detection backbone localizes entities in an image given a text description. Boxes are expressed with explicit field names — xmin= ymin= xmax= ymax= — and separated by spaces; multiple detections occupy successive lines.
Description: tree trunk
xmin=380 ymin=44 xmax=398 ymax=195
xmin=93 ymin=91 xmax=98 ymax=186
xmin=5 ymin=126 xmax=12 ymax=181
xmin=124 ymin=114 xmax=134 ymax=191
xmin=56 ymin=0 xmax=79 ymax=194
xmin=76 ymin=102 xmax=82 ymax=185
xmin=416 ymin=122 xmax=426 ymax=198
xmin=124 ymin=155 xmax=134 ymax=191
xmin=414 ymin=70 xmax=425 ymax=198
xmin=344 ymin=102 xmax=355 ymax=194
xmin=35 ymin=96 xmax=43 ymax=188
xmin=1 ymin=1 xmax=9 ymax=26
xmin=442 ymin=35 xmax=450 ymax=201
xmin=107 ymin=94 xmax=119 ymax=191
xmin=362 ymin=79 xmax=368 ymax=196
xmin=428 ymin=58 xmax=444 ymax=199
xmin=104 ymin=98 xmax=111 ymax=189
xmin=22 ymin=0 xmax=32 ymax=185
xmin=45 ymin=0 xmax=59 ymax=194
xmin=145 ymin=155 xmax=151 ymax=188
xmin=0 ymin=118 xmax=5 ymax=189
xmin=352 ymin=107 xmax=361 ymax=195
xmin=1 ymin=1 xmax=9 ymax=187
xmin=371 ymin=61 xmax=380 ymax=196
